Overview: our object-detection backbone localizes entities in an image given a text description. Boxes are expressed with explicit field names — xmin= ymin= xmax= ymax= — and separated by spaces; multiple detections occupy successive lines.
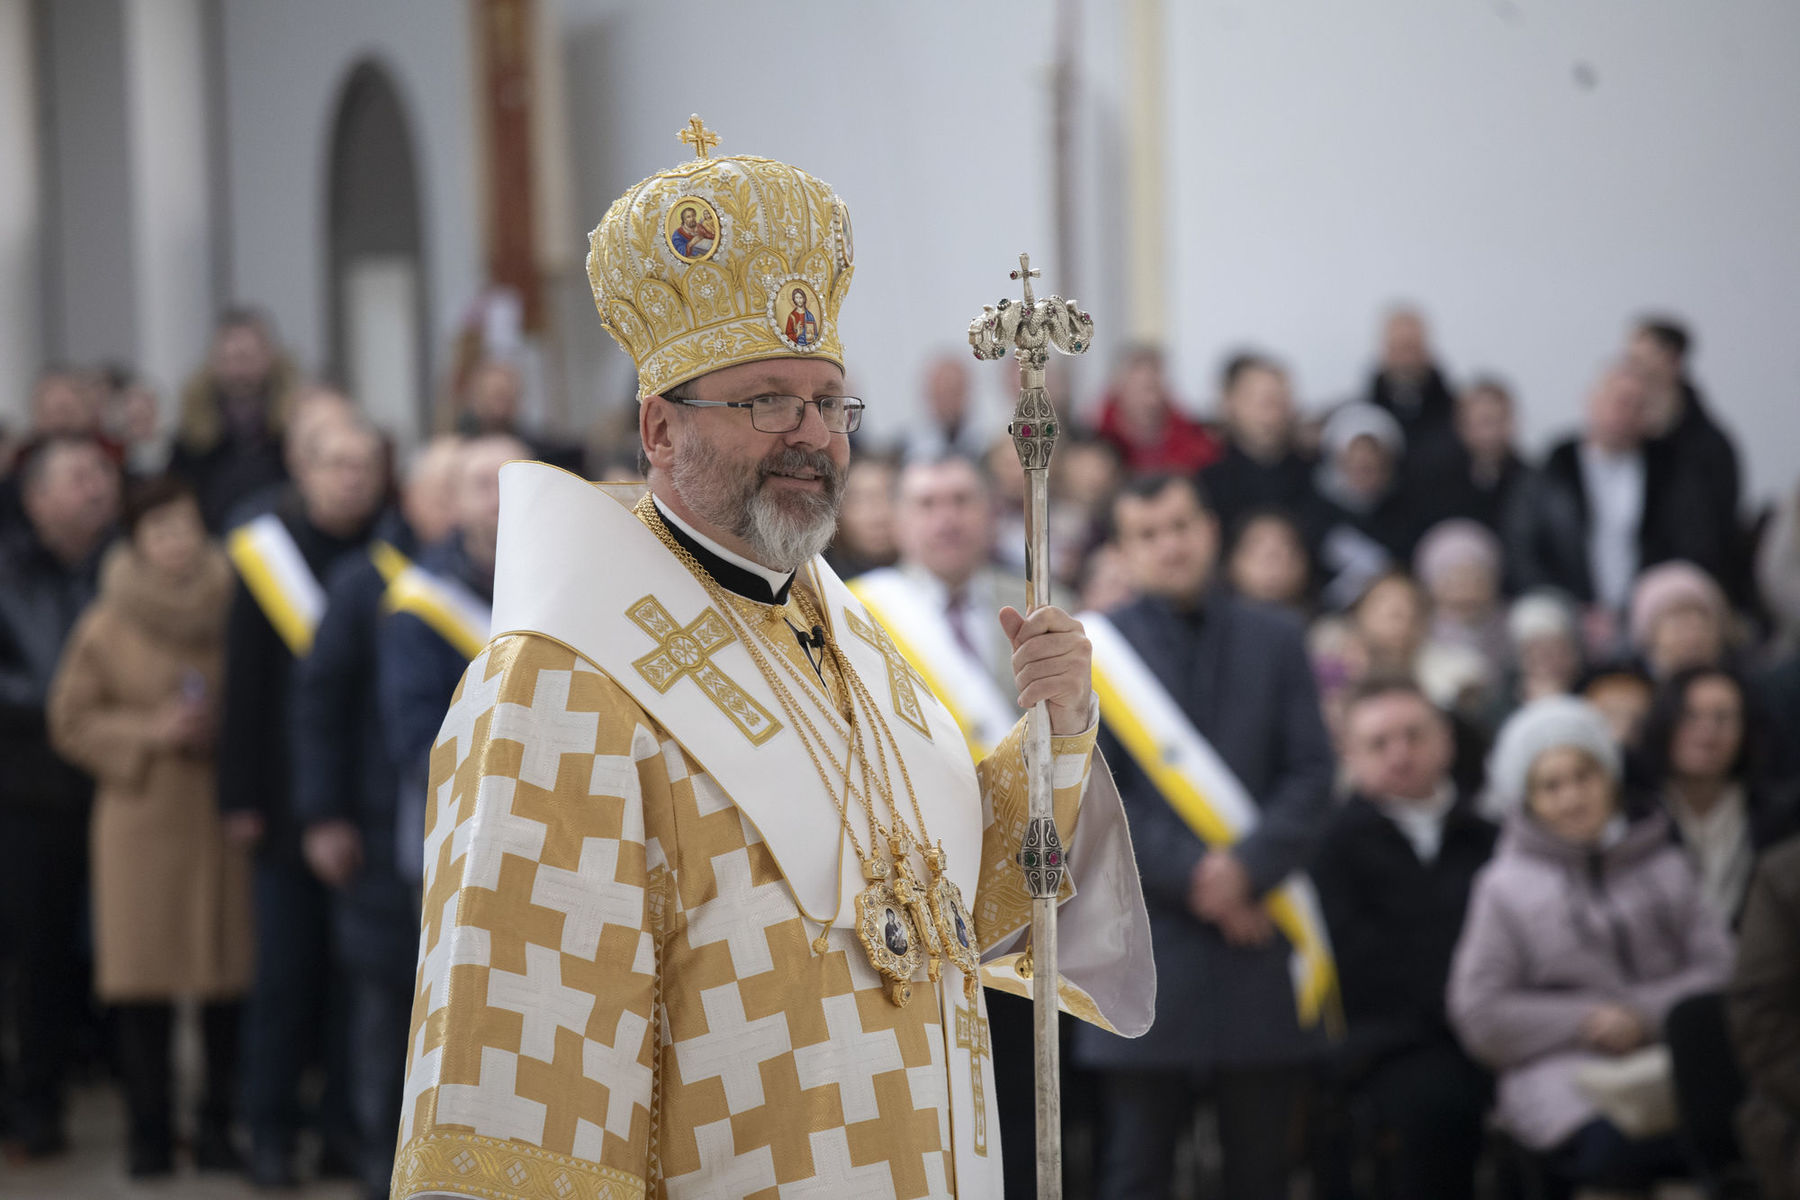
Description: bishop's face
xmin=659 ymin=357 xmax=851 ymax=572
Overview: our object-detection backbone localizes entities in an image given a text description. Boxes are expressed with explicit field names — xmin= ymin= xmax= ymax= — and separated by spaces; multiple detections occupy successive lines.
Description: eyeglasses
xmin=664 ymin=392 xmax=865 ymax=434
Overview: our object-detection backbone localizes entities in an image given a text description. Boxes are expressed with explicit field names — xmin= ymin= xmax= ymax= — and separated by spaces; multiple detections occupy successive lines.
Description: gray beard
xmin=670 ymin=435 xmax=843 ymax=572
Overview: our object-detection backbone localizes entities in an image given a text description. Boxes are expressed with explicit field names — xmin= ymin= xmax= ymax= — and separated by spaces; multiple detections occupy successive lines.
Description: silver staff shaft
xmin=1022 ymin=459 xmax=1061 ymax=1200
xmin=968 ymin=251 xmax=1094 ymax=1200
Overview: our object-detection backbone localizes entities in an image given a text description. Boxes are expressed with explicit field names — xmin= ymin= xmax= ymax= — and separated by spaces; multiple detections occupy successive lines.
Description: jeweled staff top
xmin=969 ymin=252 xmax=1093 ymax=468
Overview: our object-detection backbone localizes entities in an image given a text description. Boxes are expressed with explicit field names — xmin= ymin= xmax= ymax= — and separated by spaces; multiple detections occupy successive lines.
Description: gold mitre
xmin=586 ymin=116 xmax=855 ymax=401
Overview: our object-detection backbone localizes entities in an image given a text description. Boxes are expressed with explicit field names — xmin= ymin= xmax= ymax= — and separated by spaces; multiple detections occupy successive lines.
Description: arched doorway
xmin=325 ymin=59 xmax=428 ymax=443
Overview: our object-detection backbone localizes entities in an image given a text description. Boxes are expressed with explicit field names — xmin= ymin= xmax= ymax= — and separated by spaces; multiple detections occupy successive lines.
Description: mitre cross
xmin=678 ymin=115 xmax=719 ymax=159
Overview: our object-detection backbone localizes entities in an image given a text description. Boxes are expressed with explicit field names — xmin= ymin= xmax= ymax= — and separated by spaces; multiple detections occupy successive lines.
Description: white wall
xmin=554 ymin=0 xmax=1065 ymax=445
xmin=1165 ymin=0 xmax=1800 ymax=503
xmin=559 ymin=0 xmax=1799 ymax=504
xmin=218 ymin=0 xmax=483 ymax=393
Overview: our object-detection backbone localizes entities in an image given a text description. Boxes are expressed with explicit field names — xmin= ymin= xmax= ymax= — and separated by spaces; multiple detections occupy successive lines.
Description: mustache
xmin=756 ymin=447 xmax=844 ymax=493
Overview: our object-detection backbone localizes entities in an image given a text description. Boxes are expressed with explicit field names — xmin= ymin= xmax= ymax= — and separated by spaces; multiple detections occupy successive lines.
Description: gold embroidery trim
xmin=393 ymin=1131 xmax=646 ymax=1200
xmin=842 ymin=607 xmax=934 ymax=741
xmin=954 ymin=1001 xmax=993 ymax=1157
xmin=626 ymin=594 xmax=782 ymax=745
xmin=977 ymin=959 xmax=1114 ymax=1033
xmin=645 ymin=866 xmax=671 ymax=1195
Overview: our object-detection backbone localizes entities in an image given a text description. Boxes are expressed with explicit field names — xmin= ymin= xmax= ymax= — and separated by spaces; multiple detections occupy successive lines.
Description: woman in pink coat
xmin=1449 ymin=695 xmax=1733 ymax=1194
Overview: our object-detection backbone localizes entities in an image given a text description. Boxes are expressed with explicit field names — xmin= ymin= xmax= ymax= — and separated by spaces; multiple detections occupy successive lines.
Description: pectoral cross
xmin=628 ymin=595 xmax=781 ymax=745
xmin=678 ymin=114 xmax=719 ymax=159
xmin=955 ymin=1002 xmax=993 ymax=1156
xmin=844 ymin=608 xmax=933 ymax=740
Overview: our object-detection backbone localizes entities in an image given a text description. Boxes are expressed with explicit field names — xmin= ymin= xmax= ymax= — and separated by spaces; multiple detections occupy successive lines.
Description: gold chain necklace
xmin=635 ymin=496 xmax=984 ymax=1004
xmin=819 ymin=633 xmax=980 ymax=995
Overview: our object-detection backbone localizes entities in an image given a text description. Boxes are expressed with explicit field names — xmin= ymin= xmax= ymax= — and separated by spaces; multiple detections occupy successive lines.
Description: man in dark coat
xmin=1415 ymin=377 xmax=1529 ymax=544
xmin=0 ymin=436 xmax=118 ymax=1156
xmin=1312 ymin=679 xmax=1498 ymax=1200
xmin=1198 ymin=351 xmax=1315 ymax=534
xmin=219 ymin=416 xmax=387 ymax=1186
xmin=1505 ymin=364 xmax=1674 ymax=630
xmin=379 ymin=435 xmax=521 ymax=883
xmin=1365 ymin=306 xmax=1459 ymax=485
xmin=291 ymin=435 xmax=465 ymax=1200
xmin=1628 ymin=318 xmax=1748 ymax=603
xmin=1075 ymin=474 xmax=1335 ymax=1199
xmin=167 ymin=308 xmax=301 ymax=532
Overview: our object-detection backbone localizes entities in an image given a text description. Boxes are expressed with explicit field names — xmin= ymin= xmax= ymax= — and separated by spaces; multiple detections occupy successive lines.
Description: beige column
xmin=1122 ymin=0 xmax=1165 ymax=342
xmin=0 ymin=0 xmax=40 ymax=425
xmin=122 ymin=0 xmax=213 ymax=401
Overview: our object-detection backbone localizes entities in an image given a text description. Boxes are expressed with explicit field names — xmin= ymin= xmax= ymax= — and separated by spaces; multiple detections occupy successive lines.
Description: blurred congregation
xmin=830 ymin=308 xmax=1800 ymax=1200
xmin=3 ymin=292 xmax=1800 ymax=1200
xmin=4 ymin=0 xmax=1800 ymax=1198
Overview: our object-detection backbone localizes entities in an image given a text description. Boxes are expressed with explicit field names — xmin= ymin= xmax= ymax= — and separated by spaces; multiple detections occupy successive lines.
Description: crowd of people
xmin=1 ymin=300 xmax=1798 ymax=1200
xmin=825 ymin=307 xmax=1800 ymax=1200
xmin=0 ymin=310 xmax=537 ymax=1196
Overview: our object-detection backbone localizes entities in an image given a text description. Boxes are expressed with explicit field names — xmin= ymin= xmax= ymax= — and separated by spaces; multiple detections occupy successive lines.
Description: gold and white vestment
xmin=393 ymin=464 xmax=1154 ymax=1200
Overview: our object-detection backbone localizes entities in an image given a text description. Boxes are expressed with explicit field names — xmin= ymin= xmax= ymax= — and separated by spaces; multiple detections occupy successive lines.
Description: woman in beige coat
xmin=48 ymin=476 xmax=251 ymax=1178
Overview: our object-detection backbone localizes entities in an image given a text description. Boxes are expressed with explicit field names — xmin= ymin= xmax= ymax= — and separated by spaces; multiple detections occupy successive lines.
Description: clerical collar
xmin=651 ymin=495 xmax=795 ymax=604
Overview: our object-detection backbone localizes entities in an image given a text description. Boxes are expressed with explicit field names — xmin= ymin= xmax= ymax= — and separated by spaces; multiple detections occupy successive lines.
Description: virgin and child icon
xmin=665 ymin=197 xmax=718 ymax=261
xmin=882 ymin=907 xmax=910 ymax=956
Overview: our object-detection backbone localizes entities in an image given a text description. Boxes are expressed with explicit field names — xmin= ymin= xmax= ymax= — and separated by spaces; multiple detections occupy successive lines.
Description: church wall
xmin=1163 ymin=0 xmax=1800 ymax=502
xmin=218 ymin=0 xmax=482 ymax=416
xmin=553 ymin=0 xmax=1063 ymax=452
xmin=560 ymin=0 xmax=1798 ymax=503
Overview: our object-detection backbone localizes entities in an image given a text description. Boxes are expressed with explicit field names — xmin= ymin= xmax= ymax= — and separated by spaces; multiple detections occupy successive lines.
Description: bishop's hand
xmin=999 ymin=605 xmax=1094 ymax=737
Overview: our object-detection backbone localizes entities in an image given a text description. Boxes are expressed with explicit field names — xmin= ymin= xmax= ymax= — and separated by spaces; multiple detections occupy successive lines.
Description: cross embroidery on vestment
xmin=843 ymin=608 xmax=934 ymax=741
xmin=955 ymin=1002 xmax=992 ymax=1156
xmin=628 ymin=595 xmax=781 ymax=745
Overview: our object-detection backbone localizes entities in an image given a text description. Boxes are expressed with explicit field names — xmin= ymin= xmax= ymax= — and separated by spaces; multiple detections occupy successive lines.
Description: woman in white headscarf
xmin=1450 ymin=696 xmax=1732 ymax=1194
xmin=1307 ymin=403 xmax=1422 ymax=609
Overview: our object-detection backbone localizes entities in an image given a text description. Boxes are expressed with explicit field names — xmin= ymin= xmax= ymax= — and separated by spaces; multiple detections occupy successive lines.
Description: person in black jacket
xmin=1414 ymin=377 xmax=1528 ymax=543
xmin=378 ymin=436 xmax=521 ymax=813
xmin=218 ymin=415 xmax=387 ymax=1186
xmin=1634 ymin=666 xmax=1799 ymax=1188
xmin=1365 ymin=306 xmax=1459 ymax=485
xmin=1504 ymin=364 xmax=1664 ymax=637
xmin=166 ymin=309 xmax=302 ymax=532
xmin=1075 ymin=474 xmax=1336 ymax=1200
xmin=1199 ymin=352 xmax=1315 ymax=533
xmin=1628 ymin=318 xmax=1747 ymax=603
xmin=1306 ymin=403 xmax=1423 ymax=610
xmin=0 ymin=436 xmax=119 ymax=1156
xmin=1313 ymin=678 xmax=1499 ymax=1200
xmin=291 ymin=434 xmax=463 ymax=1200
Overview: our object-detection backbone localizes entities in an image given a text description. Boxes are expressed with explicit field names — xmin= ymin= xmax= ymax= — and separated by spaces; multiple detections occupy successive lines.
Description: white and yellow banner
xmin=849 ymin=568 xmax=1018 ymax=761
xmin=226 ymin=513 xmax=326 ymax=656
xmin=385 ymin=564 xmax=493 ymax=661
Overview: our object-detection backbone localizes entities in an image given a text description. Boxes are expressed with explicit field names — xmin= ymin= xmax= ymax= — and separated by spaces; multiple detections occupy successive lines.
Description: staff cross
xmin=678 ymin=114 xmax=720 ymax=159
xmin=843 ymin=609 xmax=933 ymax=741
xmin=628 ymin=595 xmax=781 ymax=745
xmin=1009 ymin=252 xmax=1041 ymax=307
xmin=955 ymin=1002 xmax=993 ymax=1156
